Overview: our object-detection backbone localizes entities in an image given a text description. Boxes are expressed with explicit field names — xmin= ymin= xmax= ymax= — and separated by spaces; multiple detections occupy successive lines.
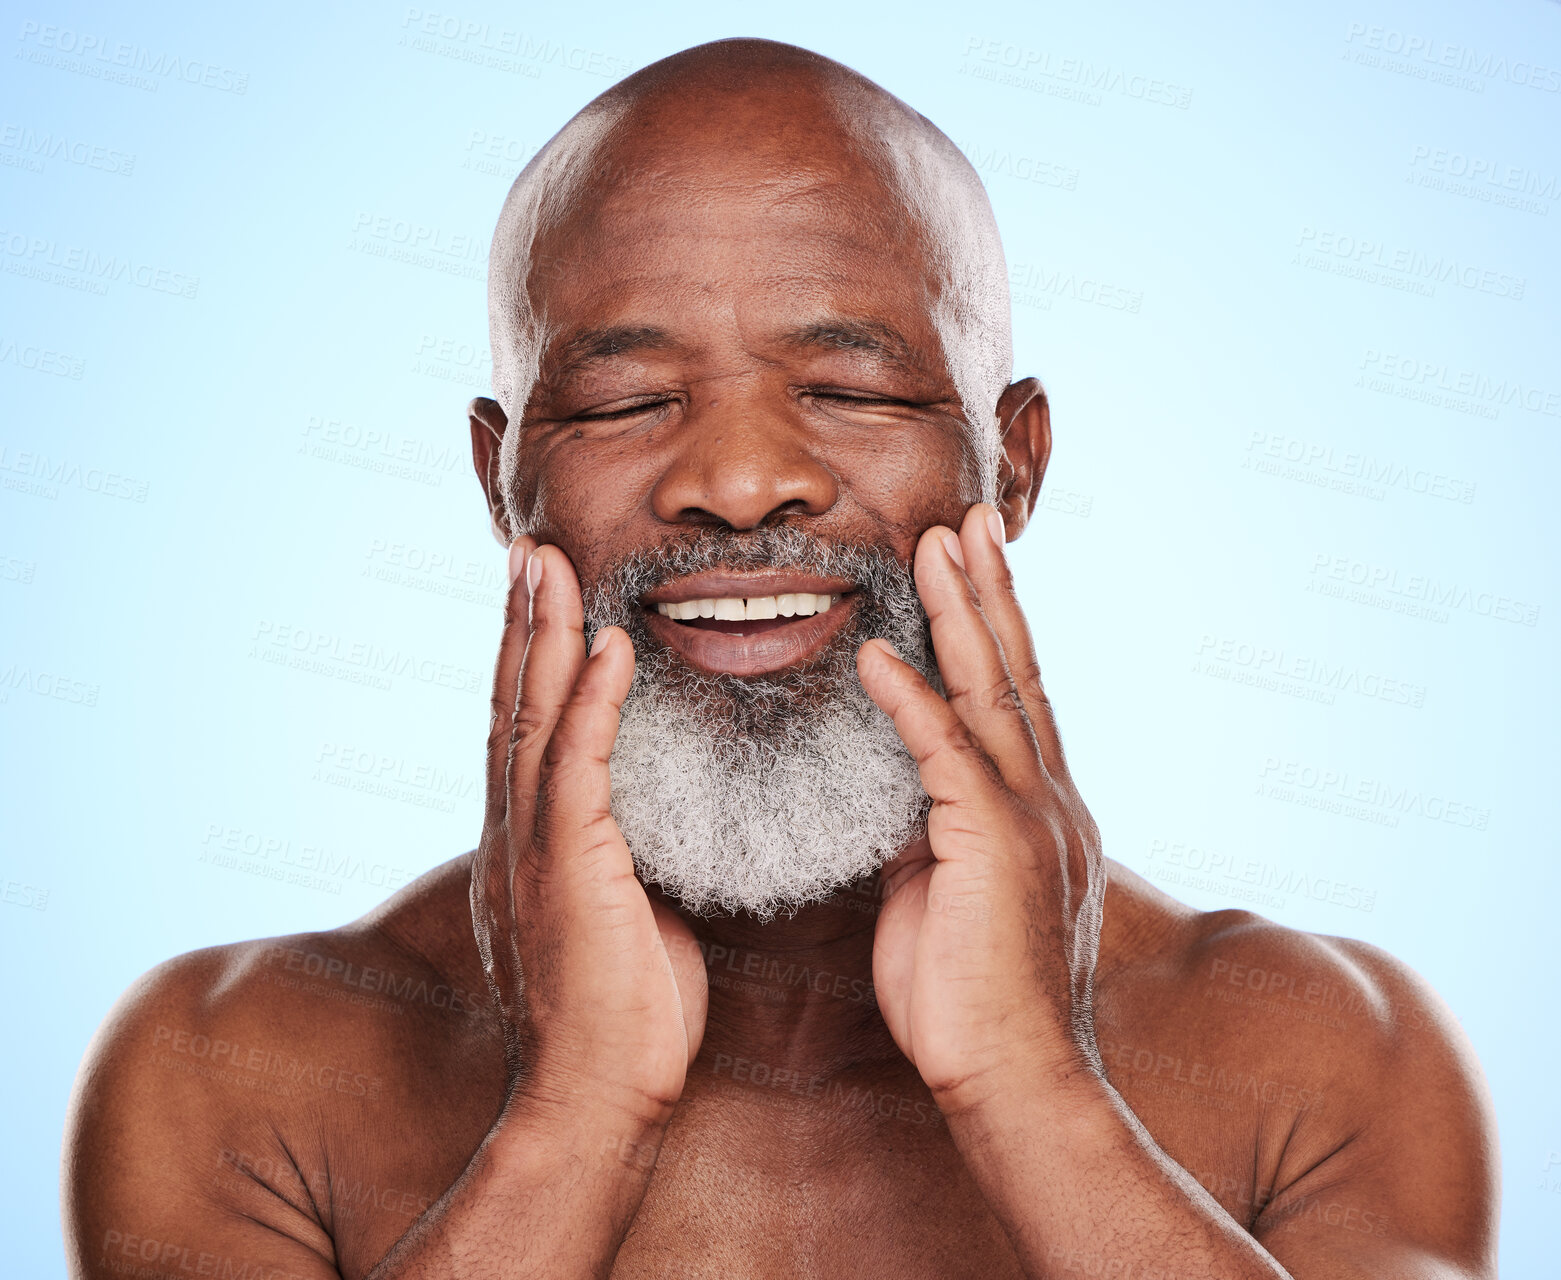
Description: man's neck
xmin=665 ymin=878 xmax=903 ymax=1078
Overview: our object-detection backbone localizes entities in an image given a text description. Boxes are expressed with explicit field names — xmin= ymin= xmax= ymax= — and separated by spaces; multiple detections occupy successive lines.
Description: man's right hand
xmin=359 ymin=540 xmax=710 ymax=1278
xmin=64 ymin=538 xmax=711 ymax=1280
xmin=471 ymin=537 xmax=708 ymax=1131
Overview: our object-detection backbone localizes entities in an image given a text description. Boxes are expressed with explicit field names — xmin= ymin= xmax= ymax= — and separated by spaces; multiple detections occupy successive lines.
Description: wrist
xmin=930 ymin=1037 xmax=1106 ymax=1127
xmin=491 ymin=1079 xmax=673 ymax=1195
xmin=513 ymin=1028 xmax=688 ymax=1123
xmin=936 ymin=1058 xmax=1124 ymax=1223
xmin=509 ymin=1064 xmax=676 ymax=1131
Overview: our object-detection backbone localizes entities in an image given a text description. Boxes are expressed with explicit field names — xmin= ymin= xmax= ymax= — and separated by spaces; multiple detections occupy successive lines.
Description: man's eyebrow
xmin=546 ymin=325 xmax=680 ymax=379
xmin=543 ymin=317 xmax=925 ymax=380
xmin=776 ymin=318 xmax=922 ymax=373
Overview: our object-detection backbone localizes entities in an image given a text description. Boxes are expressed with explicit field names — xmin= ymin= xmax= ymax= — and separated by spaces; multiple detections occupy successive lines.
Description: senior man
xmin=63 ymin=37 xmax=1497 ymax=1280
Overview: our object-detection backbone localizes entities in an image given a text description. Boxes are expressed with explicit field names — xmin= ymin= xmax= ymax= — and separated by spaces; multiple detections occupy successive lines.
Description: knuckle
xmin=510 ymin=703 xmax=552 ymax=758
xmin=486 ymin=701 xmax=513 ymax=752
xmin=574 ymin=824 xmax=625 ymax=866
xmin=993 ymin=679 xmax=1026 ymax=717
xmin=915 ymin=724 xmax=980 ymax=770
xmin=954 ymin=673 xmax=1025 ymax=717
xmin=1014 ymin=658 xmax=1047 ymax=703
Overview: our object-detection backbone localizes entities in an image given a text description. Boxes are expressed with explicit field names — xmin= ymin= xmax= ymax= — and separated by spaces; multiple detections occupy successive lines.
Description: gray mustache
xmin=581 ymin=526 xmax=924 ymax=633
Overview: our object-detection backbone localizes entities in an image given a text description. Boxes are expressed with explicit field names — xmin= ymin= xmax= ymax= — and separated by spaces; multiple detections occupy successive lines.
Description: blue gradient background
xmin=3 ymin=0 xmax=1557 ymax=1273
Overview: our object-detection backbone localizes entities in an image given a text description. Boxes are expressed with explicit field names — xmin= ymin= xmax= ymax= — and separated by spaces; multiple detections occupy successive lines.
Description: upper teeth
xmin=654 ymin=593 xmax=838 ymax=621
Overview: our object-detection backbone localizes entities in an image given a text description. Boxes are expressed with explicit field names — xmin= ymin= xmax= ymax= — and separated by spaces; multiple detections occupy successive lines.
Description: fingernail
xmin=589 ymin=628 xmax=609 ymax=657
xmin=526 ymin=549 xmax=544 ymax=595
xmin=508 ymin=540 xmax=527 ymax=587
xmin=876 ymin=639 xmax=900 ymax=661
xmin=985 ymin=509 xmax=1006 ymax=551
xmin=941 ymin=531 xmax=965 ymax=569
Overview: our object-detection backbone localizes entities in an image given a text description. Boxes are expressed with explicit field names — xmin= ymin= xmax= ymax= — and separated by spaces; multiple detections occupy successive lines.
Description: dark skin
xmin=63 ymin=50 xmax=1497 ymax=1280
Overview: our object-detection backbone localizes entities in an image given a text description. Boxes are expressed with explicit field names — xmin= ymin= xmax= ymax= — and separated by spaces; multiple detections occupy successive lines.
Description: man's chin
xmin=622 ymin=625 xmax=864 ymax=740
xmin=634 ymin=840 xmax=915 ymax=923
xmin=606 ymin=653 xmax=931 ymax=923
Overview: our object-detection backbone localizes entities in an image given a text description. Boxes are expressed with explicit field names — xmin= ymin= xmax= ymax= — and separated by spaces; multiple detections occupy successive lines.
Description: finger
xmin=531 ymin=626 xmax=636 ymax=882
xmin=911 ymin=520 xmax=1047 ymax=796
xmin=506 ymin=544 xmax=590 ymax=835
xmin=649 ymin=898 xmax=709 ymax=1066
xmin=474 ymin=534 xmax=535 ymax=1026
xmin=954 ymin=502 xmax=1070 ymax=781
xmin=856 ymin=638 xmax=1011 ymax=850
xmin=483 ymin=534 xmax=537 ymax=824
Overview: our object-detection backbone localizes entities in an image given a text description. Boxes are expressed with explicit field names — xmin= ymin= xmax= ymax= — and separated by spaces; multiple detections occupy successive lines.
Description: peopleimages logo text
xmin=1344 ymin=24 xmax=1561 ymax=93
xmin=16 ymin=22 xmax=249 ymax=93
xmin=1296 ymin=228 xmax=1524 ymax=299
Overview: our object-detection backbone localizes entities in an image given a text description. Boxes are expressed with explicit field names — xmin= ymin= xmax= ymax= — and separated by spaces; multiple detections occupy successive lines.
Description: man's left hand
xmin=857 ymin=502 xmax=1107 ymax=1119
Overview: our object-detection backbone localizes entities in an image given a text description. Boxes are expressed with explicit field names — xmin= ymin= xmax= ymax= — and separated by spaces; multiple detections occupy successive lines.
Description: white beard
xmin=580 ymin=527 xmax=941 ymax=922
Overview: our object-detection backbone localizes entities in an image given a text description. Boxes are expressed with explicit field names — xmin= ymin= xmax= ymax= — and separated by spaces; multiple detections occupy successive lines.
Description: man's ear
xmin=468 ymin=396 xmax=512 ymax=546
xmin=991 ymin=377 xmax=1051 ymax=541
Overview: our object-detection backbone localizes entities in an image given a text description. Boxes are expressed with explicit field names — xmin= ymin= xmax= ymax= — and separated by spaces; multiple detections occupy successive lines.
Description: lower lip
xmin=642 ymin=597 xmax=858 ymax=676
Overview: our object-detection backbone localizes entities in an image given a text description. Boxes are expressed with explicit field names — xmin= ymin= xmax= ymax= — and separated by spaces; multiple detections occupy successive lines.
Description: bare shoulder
xmin=67 ymin=851 xmax=494 ymax=1119
xmin=1181 ymin=902 xmax=1486 ymax=1084
xmin=1104 ymin=864 xmax=1488 ymax=1085
xmin=1100 ymin=867 xmax=1499 ymax=1275
xmin=62 ymin=852 xmax=502 ymax=1276
xmin=1197 ymin=907 xmax=1497 ymax=1269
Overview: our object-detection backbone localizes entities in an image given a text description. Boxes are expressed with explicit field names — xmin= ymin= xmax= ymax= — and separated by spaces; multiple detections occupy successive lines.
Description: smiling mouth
xmin=650 ymin=592 xmax=847 ymax=637
xmin=641 ymin=591 xmax=858 ymax=676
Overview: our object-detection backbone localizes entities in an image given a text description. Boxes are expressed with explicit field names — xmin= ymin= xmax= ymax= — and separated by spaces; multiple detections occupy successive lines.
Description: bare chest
xmin=324 ymin=1035 xmax=1282 ymax=1280
xmin=602 ymin=1085 xmax=1027 ymax=1280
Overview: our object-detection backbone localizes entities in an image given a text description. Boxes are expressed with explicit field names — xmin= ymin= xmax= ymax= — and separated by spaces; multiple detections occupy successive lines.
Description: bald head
xmin=486 ymin=38 xmax=1015 ymax=518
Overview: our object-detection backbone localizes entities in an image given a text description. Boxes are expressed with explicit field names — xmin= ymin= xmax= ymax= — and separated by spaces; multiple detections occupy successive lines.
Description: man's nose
xmin=649 ymin=396 xmax=838 ymax=530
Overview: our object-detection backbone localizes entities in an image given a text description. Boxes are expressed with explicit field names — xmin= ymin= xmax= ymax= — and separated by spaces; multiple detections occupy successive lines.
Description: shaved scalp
xmin=487 ymin=38 xmax=1014 ymax=527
